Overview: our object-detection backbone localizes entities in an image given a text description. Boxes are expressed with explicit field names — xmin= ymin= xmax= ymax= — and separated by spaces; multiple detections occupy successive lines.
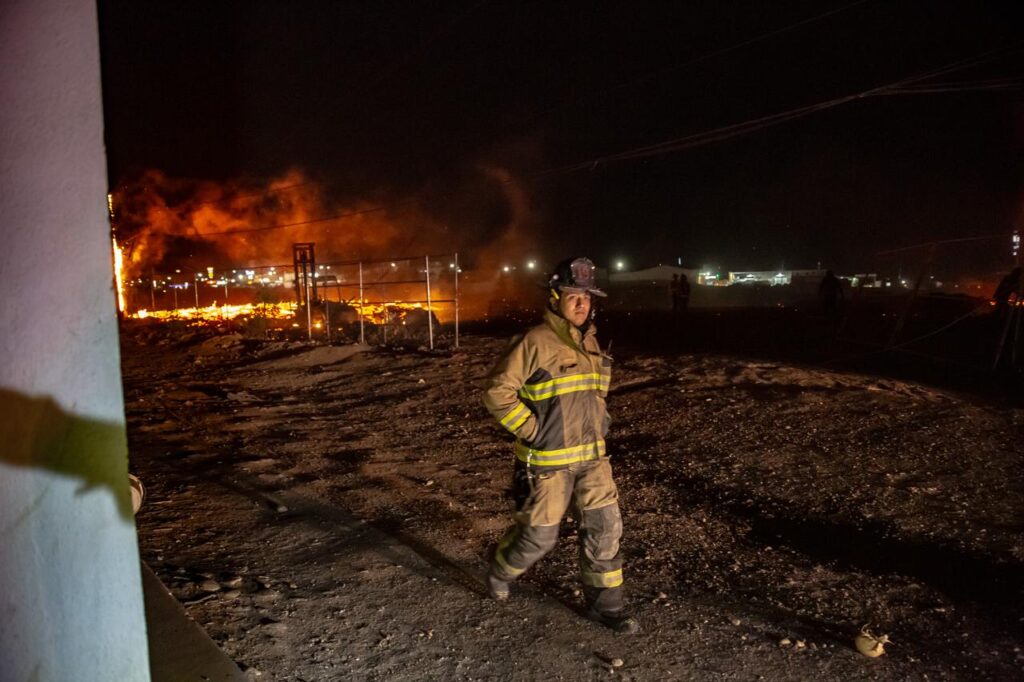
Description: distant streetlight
xmin=615 ymin=260 xmax=625 ymax=271
xmin=502 ymin=265 xmax=511 ymax=273
xmin=526 ymin=260 xmax=536 ymax=270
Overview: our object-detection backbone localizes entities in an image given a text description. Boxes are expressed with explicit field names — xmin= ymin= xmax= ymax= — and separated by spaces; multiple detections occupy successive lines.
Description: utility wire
xmin=130 ymin=200 xmax=409 ymax=242
xmin=875 ymin=232 xmax=1014 ymax=256
xmin=358 ymin=0 xmax=492 ymax=98
xmin=516 ymin=0 xmax=876 ymax=129
xmin=539 ymin=44 xmax=1020 ymax=175
xmin=136 ymin=46 xmax=1018 ymax=242
xmin=129 ymin=0 xmax=875 ymax=211
xmin=183 ymin=181 xmax=321 ymax=209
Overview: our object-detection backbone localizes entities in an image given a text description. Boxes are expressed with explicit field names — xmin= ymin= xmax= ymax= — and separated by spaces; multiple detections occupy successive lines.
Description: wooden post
xmin=358 ymin=262 xmax=365 ymax=345
xmin=454 ymin=252 xmax=460 ymax=349
xmin=888 ymin=243 xmax=936 ymax=349
xmin=425 ymin=255 xmax=434 ymax=350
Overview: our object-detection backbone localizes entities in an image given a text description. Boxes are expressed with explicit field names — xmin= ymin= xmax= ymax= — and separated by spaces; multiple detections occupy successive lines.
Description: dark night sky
xmin=98 ymin=0 xmax=1023 ymax=274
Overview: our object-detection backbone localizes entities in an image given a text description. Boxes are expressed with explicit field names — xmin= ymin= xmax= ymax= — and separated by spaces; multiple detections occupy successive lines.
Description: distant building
xmin=608 ymin=264 xmax=697 ymax=284
xmin=728 ymin=270 xmax=794 ymax=286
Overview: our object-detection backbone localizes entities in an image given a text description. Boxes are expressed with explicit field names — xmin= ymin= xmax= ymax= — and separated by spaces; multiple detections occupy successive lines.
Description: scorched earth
xmin=121 ymin=325 xmax=1023 ymax=681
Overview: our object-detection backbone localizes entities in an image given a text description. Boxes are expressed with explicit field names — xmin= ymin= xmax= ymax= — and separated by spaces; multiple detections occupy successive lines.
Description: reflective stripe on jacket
xmin=483 ymin=308 xmax=612 ymax=468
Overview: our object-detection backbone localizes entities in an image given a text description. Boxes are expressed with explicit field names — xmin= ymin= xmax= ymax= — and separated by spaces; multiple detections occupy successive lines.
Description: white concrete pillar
xmin=0 ymin=1 xmax=151 ymax=680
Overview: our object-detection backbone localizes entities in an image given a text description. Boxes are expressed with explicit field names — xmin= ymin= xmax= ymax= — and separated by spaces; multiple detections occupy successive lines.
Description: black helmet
xmin=549 ymin=257 xmax=606 ymax=297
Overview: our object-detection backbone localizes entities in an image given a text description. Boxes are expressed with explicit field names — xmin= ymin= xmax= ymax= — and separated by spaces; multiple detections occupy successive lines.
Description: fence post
xmin=358 ymin=262 xmax=365 ymax=345
xmin=425 ymin=255 xmax=434 ymax=350
xmin=887 ymin=243 xmax=935 ymax=349
xmin=305 ymin=277 xmax=313 ymax=341
xmin=454 ymin=252 xmax=460 ymax=349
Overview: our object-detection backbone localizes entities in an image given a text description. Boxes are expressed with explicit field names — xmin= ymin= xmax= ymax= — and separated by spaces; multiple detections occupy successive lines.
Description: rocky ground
xmin=121 ymin=323 xmax=1023 ymax=681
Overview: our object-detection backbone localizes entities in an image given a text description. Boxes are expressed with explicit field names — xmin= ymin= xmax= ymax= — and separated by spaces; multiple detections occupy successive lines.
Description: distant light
xmin=391 ymin=262 xmax=396 ymax=268
xmin=526 ymin=260 xmax=536 ymax=270
xmin=615 ymin=261 xmax=625 ymax=271
xmin=502 ymin=265 xmax=511 ymax=273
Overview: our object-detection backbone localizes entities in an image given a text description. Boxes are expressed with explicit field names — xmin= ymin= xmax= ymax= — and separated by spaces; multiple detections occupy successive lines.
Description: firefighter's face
xmin=559 ymin=290 xmax=591 ymax=326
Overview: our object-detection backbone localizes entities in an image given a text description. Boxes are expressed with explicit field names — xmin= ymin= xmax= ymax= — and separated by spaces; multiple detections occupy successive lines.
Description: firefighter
xmin=482 ymin=257 xmax=639 ymax=634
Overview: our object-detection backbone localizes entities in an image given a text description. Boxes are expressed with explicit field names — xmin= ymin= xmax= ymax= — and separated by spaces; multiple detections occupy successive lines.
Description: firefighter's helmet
xmin=549 ymin=257 xmax=606 ymax=297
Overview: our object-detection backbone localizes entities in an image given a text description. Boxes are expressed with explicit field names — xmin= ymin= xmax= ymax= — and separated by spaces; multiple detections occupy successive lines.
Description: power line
xmin=538 ymin=45 xmax=1020 ymax=175
xmin=186 ymin=181 xmax=321 ymax=208
xmin=134 ymin=46 xmax=1019 ymax=243
xmin=515 ymin=0 xmax=877 ymax=130
xmin=875 ymin=233 xmax=1015 ymax=256
xmin=358 ymin=0 xmax=492 ymax=98
xmin=123 ymin=1 xmax=877 ymax=212
xmin=129 ymin=200 xmax=404 ymax=242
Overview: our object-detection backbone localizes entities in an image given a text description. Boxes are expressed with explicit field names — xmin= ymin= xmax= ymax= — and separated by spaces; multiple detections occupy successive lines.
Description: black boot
xmin=587 ymin=606 xmax=641 ymax=634
xmin=486 ymin=573 xmax=510 ymax=601
xmin=584 ymin=586 xmax=640 ymax=634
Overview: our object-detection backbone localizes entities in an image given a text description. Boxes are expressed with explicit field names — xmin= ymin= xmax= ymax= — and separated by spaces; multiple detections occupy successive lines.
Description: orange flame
xmin=112 ymin=168 xmax=541 ymax=321
xmin=113 ymin=237 xmax=127 ymax=313
xmin=134 ymin=302 xmax=296 ymax=322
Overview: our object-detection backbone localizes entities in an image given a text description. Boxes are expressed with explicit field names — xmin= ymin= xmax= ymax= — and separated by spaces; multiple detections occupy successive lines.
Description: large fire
xmin=135 ymin=302 xmax=296 ymax=322
xmin=113 ymin=237 xmax=127 ymax=313
xmin=108 ymin=168 xmax=539 ymax=324
xmin=129 ymin=300 xmax=429 ymax=324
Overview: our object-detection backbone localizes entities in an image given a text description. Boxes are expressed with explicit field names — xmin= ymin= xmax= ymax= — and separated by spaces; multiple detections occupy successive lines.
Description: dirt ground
xmin=121 ymin=323 xmax=1023 ymax=681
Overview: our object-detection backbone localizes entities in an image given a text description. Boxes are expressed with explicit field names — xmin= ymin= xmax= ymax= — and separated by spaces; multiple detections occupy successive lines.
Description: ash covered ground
xmin=121 ymin=322 xmax=1023 ymax=681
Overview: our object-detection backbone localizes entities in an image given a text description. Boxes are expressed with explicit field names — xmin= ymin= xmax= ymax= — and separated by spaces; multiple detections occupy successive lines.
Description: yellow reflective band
xmin=524 ymin=372 xmax=603 ymax=392
xmin=494 ymin=546 xmax=526 ymax=577
xmin=508 ymin=410 xmax=530 ymax=431
xmin=582 ymin=568 xmax=623 ymax=588
xmin=519 ymin=373 xmax=609 ymax=401
xmin=515 ymin=440 xmax=605 ymax=467
xmin=499 ymin=403 xmax=528 ymax=428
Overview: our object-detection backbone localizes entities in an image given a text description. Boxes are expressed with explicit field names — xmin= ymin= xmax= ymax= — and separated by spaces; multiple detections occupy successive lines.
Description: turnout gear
xmin=491 ymin=459 xmax=622 ymax=591
xmin=483 ymin=309 xmax=611 ymax=468
xmin=483 ymin=291 xmax=634 ymax=631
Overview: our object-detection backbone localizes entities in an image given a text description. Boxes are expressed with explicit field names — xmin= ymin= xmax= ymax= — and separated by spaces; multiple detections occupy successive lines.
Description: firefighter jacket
xmin=483 ymin=308 xmax=612 ymax=468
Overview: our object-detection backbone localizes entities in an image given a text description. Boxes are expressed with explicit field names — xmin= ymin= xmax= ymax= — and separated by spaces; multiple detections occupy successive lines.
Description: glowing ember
xmin=128 ymin=300 xmax=433 ymax=324
xmin=131 ymin=302 xmax=297 ymax=322
xmin=113 ymin=238 xmax=127 ymax=313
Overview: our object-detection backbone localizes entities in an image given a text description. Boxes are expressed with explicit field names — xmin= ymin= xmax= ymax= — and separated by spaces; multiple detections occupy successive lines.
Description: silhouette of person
xmin=993 ymin=266 xmax=1021 ymax=317
xmin=818 ymin=270 xmax=844 ymax=317
xmin=670 ymin=273 xmax=690 ymax=316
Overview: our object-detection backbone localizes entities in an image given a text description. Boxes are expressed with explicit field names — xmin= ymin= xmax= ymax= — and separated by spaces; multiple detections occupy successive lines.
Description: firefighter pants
xmin=491 ymin=457 xmax=625 ymax=612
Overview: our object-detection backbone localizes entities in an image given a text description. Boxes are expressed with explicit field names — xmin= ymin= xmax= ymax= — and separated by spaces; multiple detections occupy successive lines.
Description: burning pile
xmin=108 ymin=167 xmax=540 ymax=324
xmin=135 ymin=302 xmax=297 ymax=323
